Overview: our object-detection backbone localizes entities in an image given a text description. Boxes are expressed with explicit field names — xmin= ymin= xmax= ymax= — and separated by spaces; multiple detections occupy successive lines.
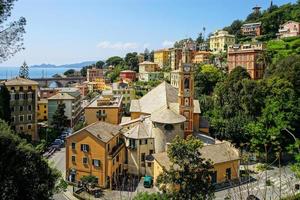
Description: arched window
xmin=184 ymin=78 xmax=189 ymax=89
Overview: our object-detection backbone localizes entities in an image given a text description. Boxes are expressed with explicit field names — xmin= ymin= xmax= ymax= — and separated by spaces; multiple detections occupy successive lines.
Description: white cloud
xmin=97 ymin=41 xmax=139 ymax=50
xmin=162 ymin=40 xmax=174 ymax=47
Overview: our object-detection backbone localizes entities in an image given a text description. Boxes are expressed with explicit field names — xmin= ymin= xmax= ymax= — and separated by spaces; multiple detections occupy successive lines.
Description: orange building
xmin=241 ymin=22 xmax=262 ymax=37
xmin=84 ymin=91 xmax=123 ymax=125
xmin=192 ymin=51 xmax=211 ymax=64
xmin=227 ymin=43 xmax=265 ymax=79
xmin=87 ymin=68 xmax=104 ymax=82
xmin=66 ymin=122 xmax=125 ymax=189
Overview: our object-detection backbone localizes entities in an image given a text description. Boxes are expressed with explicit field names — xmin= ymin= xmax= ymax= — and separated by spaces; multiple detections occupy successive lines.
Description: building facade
xmin=37 ymin=99 xmax=48 ymax=121
xmin=170 ymin=48 xmax=182 ymax=70
xmin=152 ymin=141 xmax=240 ymax=185
xmin=121 ymin=116 xmax=155 ymax=176
xmin=87 ymin=68 xmax=104 ymax=82
xmin=154 ymin=49 xmax=170 ymax=68
xmin=192 ymin=51 xmax=211 ymax=64
xmin=277 ymin=20 xmax=300 ymax=38
xmin=84 ymin=92 xmax=123 ymax=125
xmin=5 ymin=77 xmax=39 ymax=141
xmin=241 ymin=22 xmax=262 ymax=37
xmin=48 ymin=89 xmax=82 ymax=127
xmin=66 ymin=122 xmax=125 ymax=189
xmin=227 ymin=43 xmax=265 ymax=79
xmin=119 ymin=70 xmax=136 ymax=82
xmin=209 ymin=30 xmax=235 ymax=53
xmin=138 ymin=72 xmax=164 ymax=82
xmin=112 ymin=82 xmax=136 ymax=112
xmin=139 ymin=61 xmax=158 ymax=73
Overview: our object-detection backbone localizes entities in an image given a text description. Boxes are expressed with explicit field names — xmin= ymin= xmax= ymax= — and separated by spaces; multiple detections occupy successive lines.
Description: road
xmin=215 ymin=166 xmax=299 ymax=200
xmin=49 ymin=148 xmax=70 ymax=200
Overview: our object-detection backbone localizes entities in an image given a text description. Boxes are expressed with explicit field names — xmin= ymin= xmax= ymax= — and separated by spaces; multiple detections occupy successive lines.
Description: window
xmin=27 ymin=114 xmax=32 ymax=121
xmin=11 ymin=107 xmax=14 ymax=112
xmin=19 ymin=115 xmax=24 ymax=122
xmin=113 ymin=159 xmax=115 ymax=166
xmin=80 ymin=144 xmax=89 ymax=152
xmin=72 ymin=156 xmax=76 ymax=162
xmin=144 ymin=139 xmax=148 ymax=145
xmin=37 ymin=105 xmax=40 ymax=110
xmin=20 ymin=87 xmax=23 ymax=91
xmin=107 ymin=144 xmax=110 ymax=152
xmin=83 ymin=157 xmax=88 ymax=164
xmin=92 ymin=159 xmax=100 ymax=167
xmin=19 ymin=125 xmax=23 ymax=131
xmin=226 ymin=168 xmax=231 ymax=180
xmin=11 ymin=116 xmax=15 ymax=122
xmin=19 ymin=106 xmax=23 ymax=112
xmin=149 ymin=150 xmax=154 ymax=155
xmin=141 ymin=153 xmax=145 ymax=162
xmin=71 ymin=142 xmax=76 ymax=150
xmin=139 ymin=140 xmax=142 ymax=145
xmin=164 ymin=124 xmax=174 ymax=131
xmin=147 ymin=162 xmax=151 ymax=167
xmin=27 ymin=124 xmax=32 ymax=130
xmin=116 ymin=155 xmax=119 ymax=162
xmin=210 ymin=171 xmax=217 ymax=184
xmin=28 ymin=105 xmax=32 ymax=111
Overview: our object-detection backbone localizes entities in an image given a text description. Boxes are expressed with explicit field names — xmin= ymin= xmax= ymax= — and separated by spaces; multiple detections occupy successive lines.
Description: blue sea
xmin=0 ymin=67 xmax=77 ymax=79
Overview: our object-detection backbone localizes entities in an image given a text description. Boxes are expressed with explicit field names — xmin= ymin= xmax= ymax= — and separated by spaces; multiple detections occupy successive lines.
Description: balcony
xmin=108 ymin=139 xmax=125 ymax=159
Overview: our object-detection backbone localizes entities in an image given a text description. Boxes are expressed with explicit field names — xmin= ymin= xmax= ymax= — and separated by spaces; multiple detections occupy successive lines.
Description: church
xmin=119 ymin=45 xmax=210 ymax=176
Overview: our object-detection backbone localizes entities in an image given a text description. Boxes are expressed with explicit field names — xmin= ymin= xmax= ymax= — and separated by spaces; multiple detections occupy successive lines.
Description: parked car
xmin=247 ymin=195 xmax=260 ymax=200
xmin=50 ymin=139 xmax=64 ymax=150
xmin=143 ymin=176 xmax=153 ymax=188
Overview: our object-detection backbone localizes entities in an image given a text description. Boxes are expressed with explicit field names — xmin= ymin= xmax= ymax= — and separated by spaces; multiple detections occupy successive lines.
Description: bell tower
xmin=178 ymin=43 xmax=194 ymax=138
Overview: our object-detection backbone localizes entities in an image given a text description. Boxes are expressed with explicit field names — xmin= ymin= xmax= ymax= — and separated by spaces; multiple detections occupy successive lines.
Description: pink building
xmin=277 ymin=21 xmax=300 ymax=39
xmin=87 ymin=68 xmax=104 ymax=82
xmin=120 ymin=70 xmax=136 ymax=82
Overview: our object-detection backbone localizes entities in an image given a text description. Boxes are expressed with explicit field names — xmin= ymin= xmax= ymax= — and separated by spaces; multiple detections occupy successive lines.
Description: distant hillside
xmin=223 ymin=2 xmax=300 ymax=42
xmin=31 ymin=61 xmax=96 ymax=68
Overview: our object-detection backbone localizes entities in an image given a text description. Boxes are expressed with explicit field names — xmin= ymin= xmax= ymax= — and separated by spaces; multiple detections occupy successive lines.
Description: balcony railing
xmin=108 ymin=139 xmax=125 ymax=158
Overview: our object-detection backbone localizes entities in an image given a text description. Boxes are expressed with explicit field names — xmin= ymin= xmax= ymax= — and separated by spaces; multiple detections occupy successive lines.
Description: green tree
xmin=133 ymin=192 xmax=168 ymax=200
xmin=95 ymin=60 xmax=104 ymax=69
xmin=247 ymin=77 xmax=299 ymax=153
xmin=106 ymin=56 xmax=124 ymax=67
xmin=80 ymin=175 xmax=98 ymax=193
xmin=0 ymin=119 xmax=60 ymax=199
xmin=157 ymin=136 xmax=214 ymax=200
xmin=194 ymin=64 xmax=225 ymax=96
xmin=0 ymin=84 xmax=10 ymax=123
xmin=0 ymin=0 xmax=26 ymax=62
xmin=223 ymin=19 xmax=243 ymax=38
xmin=63 ymin=69 xmax=75 ymax=77
xmin=144 ymin=48 xmax=150 ymax=61
xmin=125 ymin=52 xmax=139 ymax=72
xmin=51 ymin=103 xmax=68 ymax=130
xmin=19 ymin=61 xmax=29 ymax=78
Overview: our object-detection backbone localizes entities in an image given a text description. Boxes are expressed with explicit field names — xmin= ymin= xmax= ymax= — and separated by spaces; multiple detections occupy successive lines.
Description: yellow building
xmin=87 ymin=78 xmax=109 ymax=93
xmin=193 ymin=51 xmax=211 ymax=64
xmin=37 ymin=99 xmax=48 ymax=121
xmin=154 ymin=49 xmax=170 ymax=68
xmin=66 ymin=121 xmax=125 ymax=189
xmin=5 ymin=77 xmax=39 ymax=140
xmin=121 ymin=116 xmax=155 ymax=176
xmin=152 ymin=141 xmax=240 ymax=184
xmin=84 ymin=91 xmax=123 ymax=125
xmin=209 ymin=30 xmax=235 ymax=54
xmin=112 ymin=82 xmax=136 ymax=111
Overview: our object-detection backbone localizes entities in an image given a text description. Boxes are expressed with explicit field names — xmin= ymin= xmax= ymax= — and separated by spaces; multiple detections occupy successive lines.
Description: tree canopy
xmin=0 ymin=119 xmax=60 ymax=199
xmin=157 ymin=136 xmax=214 ymax=200
xmin=51 ymin=103 xmax=68 ymax=130
xmin=0 ymin=0 xmax=26 ymax=63
xmin=19 ymin=61 xmax=29 ymax=79
xmin=0 ymin=84 xmax=10 ymax=123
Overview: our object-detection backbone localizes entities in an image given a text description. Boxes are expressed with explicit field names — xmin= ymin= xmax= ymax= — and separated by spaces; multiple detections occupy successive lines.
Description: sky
xmin=0 ymin=0 xmax=297 ymax=66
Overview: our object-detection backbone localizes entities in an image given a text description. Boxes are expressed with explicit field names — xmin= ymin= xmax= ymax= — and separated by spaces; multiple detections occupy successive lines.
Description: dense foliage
xmin=0 ymin=84 xmax=10 ymax=123
xmin=224 ymin=2 xmax=300 ymax=41
xmin=51 ymin=103 xmax=68 ymax=130
xmin=156 ymin=136 xmax=214 ymax=200
xmin=0 ymin=119 xmax=60 ymax=199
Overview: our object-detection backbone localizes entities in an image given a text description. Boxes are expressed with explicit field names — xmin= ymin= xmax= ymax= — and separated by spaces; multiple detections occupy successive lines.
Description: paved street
xmin=49 ymin=148 xmax=71 ymax=200
xmin=215 ymin=166 xmax=299 ymax=200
